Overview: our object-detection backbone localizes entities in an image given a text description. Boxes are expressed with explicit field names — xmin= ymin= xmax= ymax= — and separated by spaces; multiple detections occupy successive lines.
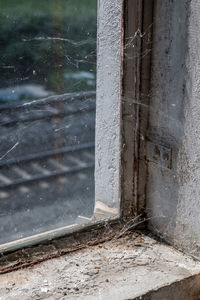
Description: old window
xmin=1 ymin=2 xmax=200 ymax=298
xmin=0 ymin=0 xmax=127 ymax=253
xmin=0 ymin=0 xmax=154 ymax=261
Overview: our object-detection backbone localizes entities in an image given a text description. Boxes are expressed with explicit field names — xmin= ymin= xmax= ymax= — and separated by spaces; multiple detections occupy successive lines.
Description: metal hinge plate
xmin=146 ymin=141 xmax=172 ymax=169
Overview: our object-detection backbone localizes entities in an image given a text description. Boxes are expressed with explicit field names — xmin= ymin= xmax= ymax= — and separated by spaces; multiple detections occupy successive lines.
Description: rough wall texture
xmin=174 ymin=0 xmax=200 ymax=255
xmin=147 ymin=0 xmax=200 ymax=256
xmin=95 ymin=0 xmax=123 ymax=208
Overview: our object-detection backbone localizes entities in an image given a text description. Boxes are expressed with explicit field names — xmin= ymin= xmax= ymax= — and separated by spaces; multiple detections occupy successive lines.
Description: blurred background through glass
xmin=0 ymin=0 xmax=97 ymax=244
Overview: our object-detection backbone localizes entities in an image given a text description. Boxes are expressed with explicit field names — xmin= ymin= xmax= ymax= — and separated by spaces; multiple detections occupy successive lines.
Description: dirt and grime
xmin=0 ymin=232 xmax=200 ymax=300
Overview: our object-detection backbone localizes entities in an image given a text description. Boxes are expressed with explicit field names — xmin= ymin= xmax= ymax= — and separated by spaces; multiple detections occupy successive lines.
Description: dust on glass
xmin=0 ymin=0 xmax=96 ymax=244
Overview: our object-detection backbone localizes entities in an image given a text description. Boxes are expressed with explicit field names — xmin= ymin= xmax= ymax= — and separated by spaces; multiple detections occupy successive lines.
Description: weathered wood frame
xmin=121 ymin=0 xmax=154 ymax=217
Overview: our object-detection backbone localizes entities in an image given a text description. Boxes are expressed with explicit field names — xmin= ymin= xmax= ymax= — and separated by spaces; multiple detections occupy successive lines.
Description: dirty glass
xmin=0 ymin=0 xmax=97 ymax=245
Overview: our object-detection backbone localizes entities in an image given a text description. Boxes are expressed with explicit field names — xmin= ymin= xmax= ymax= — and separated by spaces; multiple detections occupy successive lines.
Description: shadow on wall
xmin=145 ymin=0 xmax=200 ymax=256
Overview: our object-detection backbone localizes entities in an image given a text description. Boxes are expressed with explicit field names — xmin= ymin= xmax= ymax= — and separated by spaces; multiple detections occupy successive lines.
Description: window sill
xmin=0 ymin=232 xmax=200 ymax=300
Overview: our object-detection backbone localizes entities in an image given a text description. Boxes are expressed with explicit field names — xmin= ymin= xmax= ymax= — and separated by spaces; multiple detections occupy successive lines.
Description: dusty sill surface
xmin=0 ymin=232 xmax=200 ymax=300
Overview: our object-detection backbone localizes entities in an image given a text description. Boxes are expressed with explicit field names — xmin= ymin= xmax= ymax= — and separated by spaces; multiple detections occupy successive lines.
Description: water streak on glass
xmin=0 ymin=0 xmax=97 ymax=244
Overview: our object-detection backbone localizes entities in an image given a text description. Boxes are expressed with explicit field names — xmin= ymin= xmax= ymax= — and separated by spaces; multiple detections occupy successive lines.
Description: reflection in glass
xmin=0 ymin=0 xmax=96 ymax=244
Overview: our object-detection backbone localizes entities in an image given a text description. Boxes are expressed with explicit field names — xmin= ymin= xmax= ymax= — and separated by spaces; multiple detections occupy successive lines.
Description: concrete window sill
xmin=0 ymin=232 xmax=200 ymax=300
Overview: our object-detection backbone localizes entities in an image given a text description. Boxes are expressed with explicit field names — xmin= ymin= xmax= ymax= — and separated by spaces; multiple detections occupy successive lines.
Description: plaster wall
xmin=147 ymin=0 xmax=200 ymax=256
xmin=95 ymin=0 xmax=123 ymax=208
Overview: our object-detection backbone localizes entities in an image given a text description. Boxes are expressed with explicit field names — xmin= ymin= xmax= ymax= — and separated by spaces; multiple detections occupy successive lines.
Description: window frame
xmin=0 ymin=0 xmax=154 ymax=273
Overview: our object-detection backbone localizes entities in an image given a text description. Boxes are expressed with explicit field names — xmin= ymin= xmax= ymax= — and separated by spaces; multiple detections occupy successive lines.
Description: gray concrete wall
xmin=146 ymin=0 xmax=200 ymax=256
xmin=95 ymin=0 xmax=123 ymax=209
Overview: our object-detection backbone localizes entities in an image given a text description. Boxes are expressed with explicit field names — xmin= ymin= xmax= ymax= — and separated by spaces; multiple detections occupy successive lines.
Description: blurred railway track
xmin=0 ymin=91 xmax=95 ymax=194
xmin=0 ymin=91 xmax=96 ymax=127
xmin=0 ymin=142 xmax=95 ymax=190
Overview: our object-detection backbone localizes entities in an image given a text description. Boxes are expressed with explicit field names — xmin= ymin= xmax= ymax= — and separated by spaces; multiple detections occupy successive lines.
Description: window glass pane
xmin=0 ymin=0 xmax=97 ymax=245
xmin=0 ymin=0 xmax=123 ymax=249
